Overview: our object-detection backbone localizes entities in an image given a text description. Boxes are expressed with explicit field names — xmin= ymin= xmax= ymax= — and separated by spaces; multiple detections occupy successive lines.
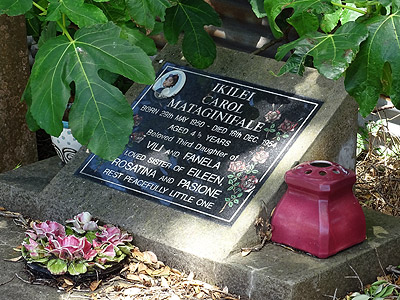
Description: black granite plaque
xmin=76 ymin=63 xmax=322 ymax=224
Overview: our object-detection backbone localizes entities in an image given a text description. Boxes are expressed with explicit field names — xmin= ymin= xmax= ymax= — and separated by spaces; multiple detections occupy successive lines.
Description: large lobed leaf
xmin=164 ymin=0 xmax=221 ymax=69
xmin=276 ymin=21 xmax=368 ymax=80
xmin=29 ymin=22 xmax=155 ymax=160
xmin=126 ymin=0 xmax=171 ymax=30
xmin=93 ymin=0 xmax=130 ymax=23
xmin=0 ymin=0 xmax=31 ymax=16
xmin=345 ymin=10 xmax=400 ymax=116
xmin=120 ymin=23 xmax=157 ymax=56
xmin=249 ymin=0 xmax=268 ymax=18
xmin=47 ymin=0 xmax=107 ymax=28
xmin=264 ymin=0 xmax=335 ymax=38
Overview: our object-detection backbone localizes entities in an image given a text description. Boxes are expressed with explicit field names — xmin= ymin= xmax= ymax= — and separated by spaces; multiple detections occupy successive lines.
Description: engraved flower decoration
xmin=239 ymin=175 xmax=259 ymax=192
xmin=278 ymin=119 xmax=298 ymax=133
xmin=251 ymin=148 xmax=269 ymax=164
xmin=264 ymin=110 xmax=282 ymax=123
xmin=130 ymin=132 xmax=145 ymax=143
xmin=133 ymin=115 xmax=143 ymax=127
xmin=228 ymin=160 xmax=247 ymax=173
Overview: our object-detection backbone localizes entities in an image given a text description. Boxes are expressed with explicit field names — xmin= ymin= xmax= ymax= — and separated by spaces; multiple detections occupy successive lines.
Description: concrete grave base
xmin=1 ymin=158 xmax=400 ymax=299
xmin=1 ymin=46 xmax=397 ymax=299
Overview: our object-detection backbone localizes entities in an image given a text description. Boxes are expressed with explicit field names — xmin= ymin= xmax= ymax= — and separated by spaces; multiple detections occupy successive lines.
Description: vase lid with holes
xmin=271 ymin=160 xmax=366 ymax=258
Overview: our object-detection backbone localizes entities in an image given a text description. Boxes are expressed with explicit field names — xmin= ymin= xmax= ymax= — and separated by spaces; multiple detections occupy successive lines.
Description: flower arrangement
xmin=21 ymin=212 xmax=133 ymax=276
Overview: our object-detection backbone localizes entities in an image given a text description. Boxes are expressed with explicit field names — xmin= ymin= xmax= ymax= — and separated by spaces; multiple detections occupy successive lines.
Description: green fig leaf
xmin=0 ymin=0 xmax=32 ymax=16
xmin=264 ymin=0 xmax=334 ymax=37
xmin=321 ymin=0 xmax=342 ymax=33
xmin=249 ymin=0 xmax=267 ymax=18
xmin=276 ymin=21 xmax=368 ymax=79
xmin=47 ymin=0 xmax=107 ymax=27
xmin=126 ymin=0 xmax=171 ymax=30
xmin=30 ymin=22 xmax=155 ymax=160
xmin=164 ymin=0 xmax=221 ymax=69
xmin=94 ymin=0 xmax=130 ymax=23
xmin=22 ymin=80 xmax=40 ymax=132
xmin=345 ymin=11 xmax=400 ymax=116
xmin=120 ymin=23 xmax=157 ymax=56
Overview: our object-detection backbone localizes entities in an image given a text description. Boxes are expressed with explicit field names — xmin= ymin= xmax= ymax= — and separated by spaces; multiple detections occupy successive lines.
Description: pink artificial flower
xmin=31 ymin=220 xmax=66 ymax=240
xmin=22 ymin=238 xmax=40 ymax=258
xmin=100 ymin=243 xmax=116 ymax=258
xmin=66 ymin=212 xmax=98 ymax=234
xmin=46 ymin=235 xmax=96 ymax=261
xmin=81 ymin=237 xmax=97 ymax=261
xmin=25 ymin=229 xmax=37 ymax=240
xmin=95 ymin=225 xmax=132 ymax=246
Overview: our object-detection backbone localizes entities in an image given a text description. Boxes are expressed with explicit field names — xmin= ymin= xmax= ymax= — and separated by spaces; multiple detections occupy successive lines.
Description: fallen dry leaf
xmin=171 ymin=268 xmax=182 ymax=275
xmin=4 ymin=256 xmax=22 ymax=262
xmin=126 ymin=274 xmax=141 ymax=282
xmin=144 ymin=251 xmax=158 ymax=263
xmin=63 ymin=278 xmax=74 ymax=286
xmin=152 ymin=266 xmax=171 ymax=277
xmin=241 ymin=248 xmax=252 ymax=257
xmin=90 ymin=280 xmax=102 ymax=291
xmin=138 ymin=262 xmax=149 ymax=274
xmin=0 ymin=207 xmax=6 ymax=211
xmin=160 ymin=276 xmax=169 ymax=288
xmin=154 ymin=260 xmax=165 ymax=269
xmin=131 ymin=248 xmax=144 ymax=261
xmin=196 ymin=291 xmax=205 ymax=298
xmin=129 ymin=262 xmax=139 ymax=273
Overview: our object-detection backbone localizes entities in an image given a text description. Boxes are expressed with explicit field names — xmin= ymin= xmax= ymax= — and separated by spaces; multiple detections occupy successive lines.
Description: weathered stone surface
xmin=0 ymin=15 xmax=37 ymax=173
xmin=0 ymin=45 xmax=380 ymax=300
xmin=11 ymin=45 xmax=359 ymax=261
xmin=0 ymin=156 xmax=62 ymax=216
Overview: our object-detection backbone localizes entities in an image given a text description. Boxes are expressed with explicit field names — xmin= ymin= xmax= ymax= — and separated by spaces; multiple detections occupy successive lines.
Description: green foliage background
xmin=1 ymin=0 xmax=400 ymax=160
xmin=252 ymin=0 xmax=400 ymax=116
xmin=1 ymin=0 xmax=221 ymax=160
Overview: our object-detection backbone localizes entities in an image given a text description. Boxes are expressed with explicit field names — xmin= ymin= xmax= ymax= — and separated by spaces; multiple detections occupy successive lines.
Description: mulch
xmin=354 ymin=124 xmax=400 ymax=217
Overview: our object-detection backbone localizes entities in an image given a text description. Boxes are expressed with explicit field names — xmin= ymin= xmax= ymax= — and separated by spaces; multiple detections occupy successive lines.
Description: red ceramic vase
xmin=271 ymin=160 xmax=366 ymax=258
